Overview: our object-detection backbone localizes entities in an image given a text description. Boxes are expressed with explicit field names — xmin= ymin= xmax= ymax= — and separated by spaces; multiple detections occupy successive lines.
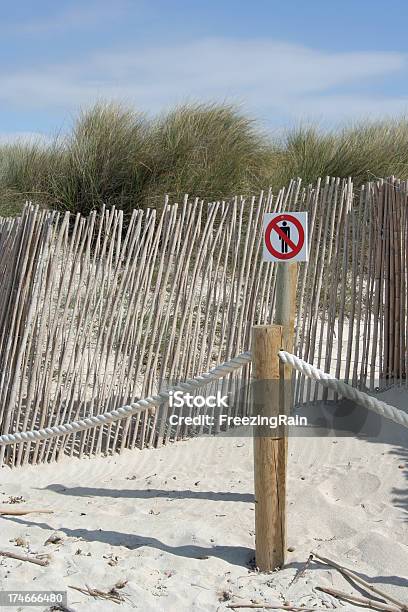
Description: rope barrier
xmin=279 ymin=350 xmax=408 ymax=430
xmin=1 ymin=347 xmax=407 ymax=448
xmin=0 ymin=351 xmax=252 ymax=447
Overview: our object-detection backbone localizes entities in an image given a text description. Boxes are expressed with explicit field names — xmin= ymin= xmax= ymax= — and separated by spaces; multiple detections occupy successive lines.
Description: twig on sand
xmin=227 ymin=604 xmax=324 ymax=611
xmin=0 ymin=549 xmax=49 ymax=566
xmin=316 ymin=586 xmax=404 ymax=612
xmin=287 ymin=553 xmax=313 ymax=588
xmin=0 ymin=508 xmax=53 ymax=516
xmin=48 ymin=604 xmax=77 ymax=612
xmin=311 ymin=551 xmax=407 ymax=611
xmin=69 ymin=581 xmax=128 ymax=605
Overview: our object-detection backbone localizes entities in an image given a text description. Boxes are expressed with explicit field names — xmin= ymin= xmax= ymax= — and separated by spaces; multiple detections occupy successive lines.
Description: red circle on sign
xmin=265 ymin=213 xmax=305 ymax=260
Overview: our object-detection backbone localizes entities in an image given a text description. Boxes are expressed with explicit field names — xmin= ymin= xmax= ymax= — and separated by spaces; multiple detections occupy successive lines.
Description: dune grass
xmin=274 ymin=120 xmax=408 ymax=188
xmin=2 ymin=102 xmax=408 ymax=217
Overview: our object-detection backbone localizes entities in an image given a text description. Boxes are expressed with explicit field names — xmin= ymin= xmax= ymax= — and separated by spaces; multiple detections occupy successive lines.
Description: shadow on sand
xmin=39 ymin=484 xmax=254 ymax=503
xmin=2 ymin=516 xmax=254 ymax=568
xmin=293 ymin=396 xmax=408 ymax=519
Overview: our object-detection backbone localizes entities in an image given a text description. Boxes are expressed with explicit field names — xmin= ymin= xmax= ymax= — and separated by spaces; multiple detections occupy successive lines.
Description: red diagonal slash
xmin=273 ymin=223 xmax=297 ymax=252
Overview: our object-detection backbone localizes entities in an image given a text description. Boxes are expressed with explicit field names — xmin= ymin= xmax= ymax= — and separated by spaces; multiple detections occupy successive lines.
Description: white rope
xmin=279 ymin=350 xmax=408 ymax=429
xmin=3 ymin=347 xmax=406 ymax=447
xmin=0 ymin=352 xmax=252 ymax=447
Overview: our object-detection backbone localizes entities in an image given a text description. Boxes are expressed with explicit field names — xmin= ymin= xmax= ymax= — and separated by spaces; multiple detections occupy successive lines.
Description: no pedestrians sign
xmin=263 ymin=212 xmax=308 ymax=262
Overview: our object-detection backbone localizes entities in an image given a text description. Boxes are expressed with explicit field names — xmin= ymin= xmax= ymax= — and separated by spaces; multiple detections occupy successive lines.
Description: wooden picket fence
xmin=0 ymin=176 xmax=406 ymax=466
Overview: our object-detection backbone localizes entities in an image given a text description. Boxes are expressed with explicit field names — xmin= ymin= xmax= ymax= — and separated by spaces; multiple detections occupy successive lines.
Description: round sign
xmin=264 ymin=213 xmax=305 ymax=260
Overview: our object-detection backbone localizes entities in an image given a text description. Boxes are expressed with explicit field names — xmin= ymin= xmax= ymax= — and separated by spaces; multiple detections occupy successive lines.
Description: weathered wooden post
xmin=252 ymin=262 xmax=297 ymax=571
xmin=256 ymin=210 xmax=305 ymax=571
xmin=276 ymin=262 xmax=298 ymax=417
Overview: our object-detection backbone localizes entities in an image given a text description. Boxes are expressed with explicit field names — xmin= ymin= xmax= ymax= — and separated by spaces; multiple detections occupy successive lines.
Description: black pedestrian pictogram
xmin=279 ymin=221 xmax=290 ymax=253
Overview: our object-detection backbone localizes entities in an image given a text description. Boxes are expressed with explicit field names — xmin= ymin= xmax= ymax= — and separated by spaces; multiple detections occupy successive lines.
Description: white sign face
xmin=263 ymin=212 xmax=308 ymax=262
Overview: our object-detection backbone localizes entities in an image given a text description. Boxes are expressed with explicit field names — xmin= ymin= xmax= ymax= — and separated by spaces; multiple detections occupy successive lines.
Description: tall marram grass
xmin=0 ymin=102 xmax=274 ymax=217
xmin=141 ymin=104 xmax=274 ymax=204
xmin=2 ymin=102 xmax=408 ymax=217
xmin=274 ymin=120 xmax=408 ymax=188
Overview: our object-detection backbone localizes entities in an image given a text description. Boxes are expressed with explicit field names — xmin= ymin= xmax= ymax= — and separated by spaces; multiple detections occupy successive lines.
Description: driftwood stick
xmin=0 ymin=508 xmax=53 ymax=516
xmin=288 ymin=553 xmax=313 ymax=587
xmin=68 ymin=583 xmax=125 ymax=604
xmin=227 ymin=604 xmax=325 ymax=611
xmin=316 ymin=586 xmax=404 ymax=612
xmin=0 ymin=549 xmax=49 ymax=566
xmin=311 ymin=552 xmax=407 ymax=610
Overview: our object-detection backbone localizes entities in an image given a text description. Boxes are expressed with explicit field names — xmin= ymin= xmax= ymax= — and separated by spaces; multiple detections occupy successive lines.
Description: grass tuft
xmin=2 ymin=103 xmax=408 ymax=217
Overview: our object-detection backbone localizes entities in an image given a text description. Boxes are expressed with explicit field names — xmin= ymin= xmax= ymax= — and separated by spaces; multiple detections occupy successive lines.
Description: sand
xmin=0 ymin=388 xmax=407 ymax=611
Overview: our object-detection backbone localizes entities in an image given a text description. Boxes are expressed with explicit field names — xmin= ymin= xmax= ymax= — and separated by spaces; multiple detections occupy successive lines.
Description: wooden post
xmin=275 ymin=262 xmax=298 ymax=413
xmin=275 ymin=262 xmax=297 ymax=328
xmin=252 ymin=263 xmax=297 ymax=572
xmin=252 ymin=324 xmax=285 ymax=571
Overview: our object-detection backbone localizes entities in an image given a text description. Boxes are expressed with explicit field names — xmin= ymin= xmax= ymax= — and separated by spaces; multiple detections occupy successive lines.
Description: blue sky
xmin=1 ymin=0 xmax=408 ymax=141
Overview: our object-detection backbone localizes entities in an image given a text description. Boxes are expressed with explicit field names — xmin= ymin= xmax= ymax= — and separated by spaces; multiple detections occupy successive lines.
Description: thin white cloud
xmin=1 ymin=1 xmax=131 ymax=35
xmin=282 ymin=94 xmax=408 ymax=124
xmin=0 ymin=132 xmax=54 ymax=146
xmin=0 ymin=38 xmax=406 ymax=124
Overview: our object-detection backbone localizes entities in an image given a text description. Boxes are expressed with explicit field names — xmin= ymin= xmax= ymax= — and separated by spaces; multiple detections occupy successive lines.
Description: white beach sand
xmin=0 ymin=388 xmax=407 ymax=611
